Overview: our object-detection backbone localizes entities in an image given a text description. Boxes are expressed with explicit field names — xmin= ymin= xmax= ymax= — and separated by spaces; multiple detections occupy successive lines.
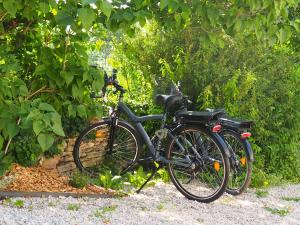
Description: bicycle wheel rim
xmin=75 ymin=121 xmax=139 ymax=176
xmin=223 ymin=132 xmax=250 ymax=193
xmin=168 ymin=127 xmax=228 ymax=201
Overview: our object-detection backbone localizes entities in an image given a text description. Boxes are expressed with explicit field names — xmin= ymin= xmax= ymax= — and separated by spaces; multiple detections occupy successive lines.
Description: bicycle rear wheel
xmin=222 ymin=129 xmax=252 ymax=195
xmin=166 ymin=125 xmax=230 ymax=203
xmin=73 ymin=119 xmax=141 ymax=176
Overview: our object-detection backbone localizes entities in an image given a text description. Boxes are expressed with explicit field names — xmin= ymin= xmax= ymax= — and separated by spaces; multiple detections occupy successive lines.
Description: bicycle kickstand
xmin=136 ymin=164 xmax=163 ymax=194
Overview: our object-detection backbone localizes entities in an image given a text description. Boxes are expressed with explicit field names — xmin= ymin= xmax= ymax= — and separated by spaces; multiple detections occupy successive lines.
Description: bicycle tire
xmin=166 ymin=125 xmax=230 ymax=203
xmin=222 ymin=129 xmax=252 ymax=196
xmin=73 ymin=119 xmax=141 ymax=176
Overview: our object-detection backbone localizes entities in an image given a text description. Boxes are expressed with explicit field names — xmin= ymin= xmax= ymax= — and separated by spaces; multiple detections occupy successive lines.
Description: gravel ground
xmin=0 ymin=183 xmax=299 ymax=225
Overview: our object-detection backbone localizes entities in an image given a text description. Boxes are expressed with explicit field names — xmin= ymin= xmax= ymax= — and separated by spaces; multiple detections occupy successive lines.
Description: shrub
xmin=69 ymin=171 xmax=89 ymax=189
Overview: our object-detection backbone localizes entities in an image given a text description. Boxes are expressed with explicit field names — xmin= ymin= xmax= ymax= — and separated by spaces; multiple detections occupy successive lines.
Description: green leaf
xmin=82 ymin=71 xmax=89 ymax=82
xmin=38 ymin=133 xmax=54 ymax=151
xmin=82 ymin=0 xmax=97 ymax=6
xmin=99 ymin=1 xmax=112 ymax=18
xmin=278 ymin=26 xmax=292 ymax=43
xmin=39 ymin=103 xmax=55 ymax=112
xmin=33 ymin=120 xmax=44 ymax=136
xmin=7 ymin=122 xmax=19 ymax=139
xmin=77 ymin=105 xmax=87 ymax=118
xmin=3 ymin=0 xmax=17 ymax=17
xmin=52 ymin=123 xmax=65 ymax=136
xmin=61 ymin=71 xmax=74 ymax=86
xmin=55 ymin=10 xmax=73 ymax=27
xmin=78 ymin=8 xmax=96 ymax=29
xmin=27 ymin=109 xmax=41 ymax=120
xmin=160 ymin=0 xmax=168 ymax=10
xmin=19 ymin=85 xmax=28 ymax=97
xmin=0 ymin=135 xmax=4 ymax=150
xmin=68 ymin=104 xmax=76 ymax=117
xmin=39 ymin=2 xmax=49 ymax=14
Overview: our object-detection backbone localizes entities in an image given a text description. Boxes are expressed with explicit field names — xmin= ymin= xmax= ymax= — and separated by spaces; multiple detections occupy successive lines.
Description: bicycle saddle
xmin=155 ymin=94 xmax=183 ymax=109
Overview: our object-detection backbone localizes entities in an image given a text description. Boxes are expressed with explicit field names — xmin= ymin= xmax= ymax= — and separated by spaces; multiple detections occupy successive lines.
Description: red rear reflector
xmin=241 ymin=132 xmax=251 ymax=139
xmin=212 ymin=124 xmax=222 ymax=132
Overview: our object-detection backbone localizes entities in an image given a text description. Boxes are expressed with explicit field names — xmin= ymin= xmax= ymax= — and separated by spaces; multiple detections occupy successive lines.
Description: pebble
xmin=0 ymin=183 xmax=299 ymax=225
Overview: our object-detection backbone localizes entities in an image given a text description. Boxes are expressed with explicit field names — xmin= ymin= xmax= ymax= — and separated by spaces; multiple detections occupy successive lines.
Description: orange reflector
xmin=241 ymin=132 xmax=251 ymax=139
xmin=95 ymin=130 xmax=106 ymax=138
xmin=212 ymin=124 xmax=222 ymax=133
xmin=240 ymin=157 xmax=247 ymax=166
xmin=214 ymin=162 xmax=220 ymax=171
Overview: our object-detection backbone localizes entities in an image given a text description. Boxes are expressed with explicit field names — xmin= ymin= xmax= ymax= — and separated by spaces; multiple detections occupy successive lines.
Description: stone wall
xmin=41 ymin=132 xmax=109 ymax=175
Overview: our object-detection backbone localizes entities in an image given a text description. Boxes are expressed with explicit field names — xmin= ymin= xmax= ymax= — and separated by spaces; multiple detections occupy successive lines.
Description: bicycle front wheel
xmin=73 ymin=119 xmax=141 ymax=176
xmin=166 ymin=125 xmax=230 ymax=203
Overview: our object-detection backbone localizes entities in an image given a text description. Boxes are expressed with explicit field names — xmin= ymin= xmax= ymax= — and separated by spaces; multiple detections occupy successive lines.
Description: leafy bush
xmin=69 ymin=171 xmax=89 ymax=189
xmin=11 ymin=134 xmax=42 ymax=167
xmin=114 ymin=25 xmax=300 ymax=187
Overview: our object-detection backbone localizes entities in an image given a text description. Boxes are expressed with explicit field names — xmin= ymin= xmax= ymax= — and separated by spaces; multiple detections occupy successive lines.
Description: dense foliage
xmin=0 ymin=0 xmax=300 ymax=187
xmin=113 ymin=23 xmax=300 ymax=186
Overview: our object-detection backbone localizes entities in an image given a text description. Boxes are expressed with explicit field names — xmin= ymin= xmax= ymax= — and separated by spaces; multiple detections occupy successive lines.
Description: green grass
xmin=282 ymin=197 xmax=300 ymax=202
xmin=13 ymin=199 xmax=24 ymax=208
xmin=157 ymin=203 xmax=165 ymax=211
xmin=264 ymin=207 xmax=290 ymax=216
xmin=255 ymin=189 xmax=269 ymax=198
xmin=2 ymin=198 xmax=12 ymax=205
xmin=67 ymin=203 xmax=80 ymax=211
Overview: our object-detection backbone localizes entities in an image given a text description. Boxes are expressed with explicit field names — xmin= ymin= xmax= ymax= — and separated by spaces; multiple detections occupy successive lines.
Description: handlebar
xmin=90 ymin=69 xmax=126 ymax=99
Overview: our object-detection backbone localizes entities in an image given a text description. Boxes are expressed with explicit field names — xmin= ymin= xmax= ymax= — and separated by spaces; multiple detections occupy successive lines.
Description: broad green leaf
xmin=27 ymin=109 xmax=41 ymax=120
xmin=278 ymin=26 xmax=291 ymax=43
xmin=99 ymin=1 xmax=112 ymax=18
xmin=3 ymin=0 xmax=17 ymax=17
xmin=39 ymin=103 xmax=56 ymax=112
xmin=55 ymin=10 xmax=73 ymax=27
xmin=68 ymin=105 xmax=76 ymax=117
xmin=7 ymin=122 xmax=19 ymax=139
xmin=123 ymin=12 xmax=134 ymax=22
xmin=72 ymin=84 xmax=79 ymax=99
xmin=83 ymin=71 xmax=89 ymax=82
xmin=38 ymin=133 xmax=54 ymax=151
xmin=160 ymin=0 xmax=168 ymax=10
xmin=52 ymin=123 xmax=65 ymax=136
xmin=39 ymin=2 xmax=49 ymax=14
xmin=33 ymin=120 xmax=44 ymax=136
xmin=78 ymin=8 xmax=96 ymax=29
xmin=61 ymin=71 xmax=74 ymax=86
xmin=19 ymin=85 xmax=28 ymax=97
xmin=77 ymin=105 xmax=87 ymax=118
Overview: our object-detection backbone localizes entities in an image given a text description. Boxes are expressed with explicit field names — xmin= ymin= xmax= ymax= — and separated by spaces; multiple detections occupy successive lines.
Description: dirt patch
xmin=0 ymin=164 xmax=111 ymax=195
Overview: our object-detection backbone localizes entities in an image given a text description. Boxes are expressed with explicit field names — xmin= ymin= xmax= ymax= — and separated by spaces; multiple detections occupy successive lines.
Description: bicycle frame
xmin=109 ymin=95 xmax=193 ymax=168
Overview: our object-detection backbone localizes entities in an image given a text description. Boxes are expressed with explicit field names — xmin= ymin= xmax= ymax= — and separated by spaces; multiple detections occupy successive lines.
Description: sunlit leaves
xmin=55 ymin=10 xmax=73 ymax=27
xmin=3 ymin=0 xmax=17 ymax=17
xmin=99 ymin=0 xmax=113 ymax=18
xmin=39 ymin=2 xmax=49 ymax=14
xmin=78 ymin=8 xmax=96 ymax=29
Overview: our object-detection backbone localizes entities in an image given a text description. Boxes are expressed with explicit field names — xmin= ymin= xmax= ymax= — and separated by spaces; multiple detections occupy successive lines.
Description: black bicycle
xmin=73 ymin=71 xmax=231 ymax=203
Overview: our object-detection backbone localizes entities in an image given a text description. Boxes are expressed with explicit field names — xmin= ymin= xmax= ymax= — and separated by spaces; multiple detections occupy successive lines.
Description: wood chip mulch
xmin=0 ymin=164 xmax=113 ymax=195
